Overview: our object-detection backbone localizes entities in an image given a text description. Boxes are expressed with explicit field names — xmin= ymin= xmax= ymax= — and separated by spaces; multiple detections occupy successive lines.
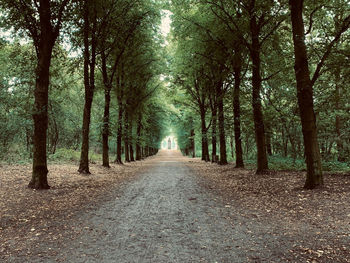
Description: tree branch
xmin=311 ymin=14 xmax=350 ymax=86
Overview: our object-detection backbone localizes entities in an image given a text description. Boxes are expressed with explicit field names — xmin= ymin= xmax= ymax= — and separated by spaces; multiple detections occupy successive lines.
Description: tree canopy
xmin=0 ymin=0 xmax=349 ymax=190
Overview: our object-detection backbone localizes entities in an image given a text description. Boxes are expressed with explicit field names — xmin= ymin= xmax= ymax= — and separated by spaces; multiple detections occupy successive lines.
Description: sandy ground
xmin=1 ymin=150 xmax=349 ymax=262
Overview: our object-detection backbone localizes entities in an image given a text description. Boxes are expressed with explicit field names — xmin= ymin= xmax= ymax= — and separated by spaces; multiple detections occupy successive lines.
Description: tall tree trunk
xmin=29 ymin=43 xmax=54 ymax=189
xmin=200 ymin=107 xmax=209 ymax=162
xmin=124 ymin=111 xmax=130 ymax=162
xmin=129 ymin=119 xmax=135 ymax=161
xmin=185 ymin=148 xmax=189 ymax=156
xmin=145 ymin=146 xmax=149 ymax=157
xmin=190 ymin=128 xmax=195 ymax=158
xmin=28 ymin=0 xmax=63 ymax=189
xmin=230 ymin=136 xmax=234 ymax=159
xmin=116 ymin=103 xmax=123 ymax=164
xmin=136 ymin=115 xmax=142 ymax=161
xmin=211 ymin=104 xmax=217 ymax=162
xmin=130 ymin=144 xmax=134 ymax=161
xmin=101 ymin=51 xmax=111 ymax=168
xmin=265 ymin=122 xmax=273 ymax=156
xmin=289 ymin=0 xmax=323 ymax=189
xmin=233 ymin=56 xmax=244 ymax=168
xmin=217 ymin=84 xmax=227 ymax=165
xmin=250 ymin=17 xmax=268 ymax=173
xmin=115 ymin=74 xmax=124 ymax=164
xmin=79 ymin=3 xmax=96 ymax=174
xmin=282 ymin=127 xmax=288 ymax=157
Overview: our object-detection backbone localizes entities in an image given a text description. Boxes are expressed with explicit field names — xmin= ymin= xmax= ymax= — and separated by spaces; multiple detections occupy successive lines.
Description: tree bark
xmin=211 ymin=103 xmax=217 ymax=162
xmin=200 ymin=107 xmax=210 ymax=162
xmin=190 ymin=128 xmax=195 ymax=158
xmin=29 ymin=0 xmax=63 ymax=189
xmin=217 ymin=83 xmax=227 ymax=165
xmin=136 ymin=115 xmax=142 ymax=161
xmin=233 ymin=59 xmax=244 ymax=168
xmin=289 ymin=0 xmax=323 ymax=189
xmin=124 ymin=110 xmax=130 ymax=162
xmin=282 ymin=127 xmax=288 ymax=157
xmin=79 ymin=2 xmax=97 ymax=174
xmin=129 ymin=119 xmax=135 ymax=161
xmin=101 ymin=51 xmax=111 ymax=168
xmin=115 ymin=73 xmax=124 ymax=164
xmin=250 ymin=16 xmax=268 ymax=173
xmin=29 ymin=41 xmax=54 ymax=189
xmin=130 ymin=144 xmax=134 ymax=161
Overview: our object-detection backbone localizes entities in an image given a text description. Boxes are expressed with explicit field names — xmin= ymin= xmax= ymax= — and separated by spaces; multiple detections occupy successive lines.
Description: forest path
xmin=35 ymin=150 xmax=286 ymax=262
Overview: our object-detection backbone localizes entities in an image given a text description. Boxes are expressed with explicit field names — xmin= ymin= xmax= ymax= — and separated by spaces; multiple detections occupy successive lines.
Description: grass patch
xmin=48 ymin=148 xmax=103 ymax=163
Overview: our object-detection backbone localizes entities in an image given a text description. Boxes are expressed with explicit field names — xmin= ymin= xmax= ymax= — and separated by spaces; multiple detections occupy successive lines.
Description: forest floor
xmin=0 ymin=150 xmax=349 ymax=262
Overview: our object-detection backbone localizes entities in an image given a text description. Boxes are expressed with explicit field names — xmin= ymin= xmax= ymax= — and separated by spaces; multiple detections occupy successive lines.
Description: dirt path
xmin=25 ymin=150 xmax=284 ymax=263
xmin=5 ymin=150 xmax=349 ymax=262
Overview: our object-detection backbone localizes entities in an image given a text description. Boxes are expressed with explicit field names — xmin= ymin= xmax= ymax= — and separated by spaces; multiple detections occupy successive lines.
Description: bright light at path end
xmin=160 ymin=10 xmax=172 ymax=37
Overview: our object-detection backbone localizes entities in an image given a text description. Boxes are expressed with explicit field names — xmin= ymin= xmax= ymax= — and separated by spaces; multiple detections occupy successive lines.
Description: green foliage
xmin=0 ymin=0 xmax=349 ymax=177
xmin=48 ymin=148 xmax=101 ymax=163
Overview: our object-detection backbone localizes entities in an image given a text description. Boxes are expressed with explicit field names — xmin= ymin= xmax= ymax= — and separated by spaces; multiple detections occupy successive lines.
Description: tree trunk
xmin=130 ymin=144 xmax=134 ymax=161
xmin=233 ymin=58 xmax=244 ymax=168
xmin=116 ymin=103 xmax=123 ymax=164
xmin=29 ymin=43 xmax=54 ymax=189
xmin=129 ymin=119 xmax=135 ymax=161
xmin=101 ymin=51 xmax=111 ymax=168
xmin=265 ymin=122 xmax=273 ymax=156
xmin=282 ymin=127 xmax=288 ymax=157
xmin=211 ymin=104 xmax=217 ymax=162
xmin=115 ymin=73 xmax=124 ymax=164
xmin=289 ymin=0 xmax=323 ymax=189
xmin=200 ymin=107 xmax=209 ymax=162
xmin=145 ymin=146 xmax=149 ymax=157
xmin=136 ymin=115 xmax=142 ymax=161
xmin=217 ymin=84 xmax=227 ymax=165
xmin=124 ymin=110 xmax=130 ymax=162
xmin=230 ymin=136 xmax=234 ymax=159
xmin=79 ymin=3 xmax=97 ymax=174
xmin=190 ymin=128 xmax=195 ymax=158
xmin=250 ymin=17 xmax=268 ymax=173
xmin=28 ymin=0 xmax=61 ymax=189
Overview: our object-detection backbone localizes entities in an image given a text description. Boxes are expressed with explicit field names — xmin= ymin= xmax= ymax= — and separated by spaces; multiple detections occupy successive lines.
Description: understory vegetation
xmin=0 ymin=0 xmax=349 ymax=189
xmin=168 ymin=0 xmax=350 ymax=187
xmin=0 ymin=0 xmax=170 ymax=188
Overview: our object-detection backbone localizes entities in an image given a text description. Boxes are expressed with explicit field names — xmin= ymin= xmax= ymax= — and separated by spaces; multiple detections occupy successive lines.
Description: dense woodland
xmin=0 ymin=0 xmax=349 ymax=190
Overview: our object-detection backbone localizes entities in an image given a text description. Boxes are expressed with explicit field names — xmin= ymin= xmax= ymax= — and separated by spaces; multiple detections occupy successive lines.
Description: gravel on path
xmin=8 ymin=150 xmax=341 ymax=263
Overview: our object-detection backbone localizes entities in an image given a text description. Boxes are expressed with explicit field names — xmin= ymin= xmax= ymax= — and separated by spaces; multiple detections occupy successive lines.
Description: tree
xmin=289 ymin=0 xmax=350 ymax=188
xmin=78 ymin=0 xmax=98 ymax=174
xmin=0 ymin=0 xmax=72 ymax=189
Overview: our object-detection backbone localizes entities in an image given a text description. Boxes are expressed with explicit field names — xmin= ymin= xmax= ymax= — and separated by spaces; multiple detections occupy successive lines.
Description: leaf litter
xmin=0 ymin=160 xmax=151 ymax=261
xmin=1 ymin=154 xmax=349 ymax=262
xmin=187 ymin=158 xmax=350 ymax=262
